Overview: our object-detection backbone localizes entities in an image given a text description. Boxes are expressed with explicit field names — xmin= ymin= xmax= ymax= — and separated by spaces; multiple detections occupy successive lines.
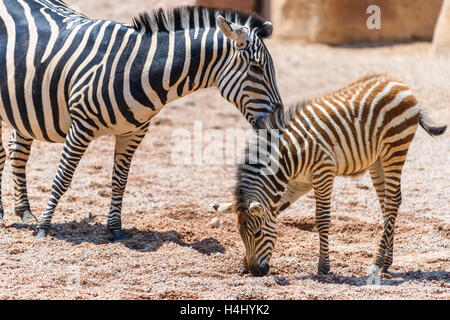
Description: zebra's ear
xmin=217 ymin=15 xmax=249 ymax=48
xmin=212 ymin=202 xmax=234 ymax=214
xmin=249 ymin=202 xmax=264 ymax=217
xmin=256 ymin=21 xmax=273 ymax=39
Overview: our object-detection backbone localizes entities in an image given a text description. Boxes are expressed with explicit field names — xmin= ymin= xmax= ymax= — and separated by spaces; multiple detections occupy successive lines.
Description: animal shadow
xmin=9 ymin=218 xmax=225 ymax=256
xmin=296 ymin=269 xmax=450 ymax=287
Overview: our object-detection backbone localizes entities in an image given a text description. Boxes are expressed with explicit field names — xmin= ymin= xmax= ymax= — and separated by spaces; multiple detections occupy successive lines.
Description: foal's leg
xmin=107 ymin=123 xmax=149 ymax=242
xmin=369 ymin=145 xmax=410 ymax=277
xmin=8 ymin=131 xmax=36 ymax=223
xmin=36 ymin=119 xmax=96 ymax=238
xmin=313 ymin=172 xmax=335 ymax=275
xmin=369 ymin=158 xmax=385 ymax=213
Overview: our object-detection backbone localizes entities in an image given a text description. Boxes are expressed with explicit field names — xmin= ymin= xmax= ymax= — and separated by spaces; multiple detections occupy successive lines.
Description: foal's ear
xmin=212 ymin=202 xmax=233 ymax=214
xmin=217 ymin=15 xmax=250 ymax=48
xmin=249 ymin=201 xmax=264 ymax=217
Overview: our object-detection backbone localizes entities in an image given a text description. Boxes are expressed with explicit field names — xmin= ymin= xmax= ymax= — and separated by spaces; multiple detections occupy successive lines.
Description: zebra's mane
xmin=234 ymin=106 xmax=286 ymax=215
xmin=234 ymin=99 xmax=313 ymax=212
xmin=132 ymin=6 xmax=271 ymax=38
xmin=284 ymin=98 xmax=313 ymax=127
xmin=254 ymin=98 xmax=312 ymax=132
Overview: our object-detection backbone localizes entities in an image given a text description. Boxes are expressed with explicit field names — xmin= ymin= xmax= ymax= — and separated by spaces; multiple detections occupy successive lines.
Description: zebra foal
xmin=215 ymin=74 xmax=446 ymax=277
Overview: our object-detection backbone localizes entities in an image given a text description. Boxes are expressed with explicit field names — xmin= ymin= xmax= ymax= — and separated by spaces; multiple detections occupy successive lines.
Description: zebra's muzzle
xmin=249 ymin=261 xmax=270 ymax=277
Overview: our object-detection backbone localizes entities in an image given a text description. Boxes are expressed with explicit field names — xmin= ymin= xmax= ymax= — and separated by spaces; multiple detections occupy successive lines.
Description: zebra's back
xmin=0 ymin=0 xmax=139 ymax=142
xmin=0 ymin=0 xmax=90 ymax=141
xmin=289 ymin=74 xmax=420 ymax=177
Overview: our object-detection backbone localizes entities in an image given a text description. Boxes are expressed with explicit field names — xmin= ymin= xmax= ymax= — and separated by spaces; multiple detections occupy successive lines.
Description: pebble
xmin=209 ymin=217 xmax=220 ymax=228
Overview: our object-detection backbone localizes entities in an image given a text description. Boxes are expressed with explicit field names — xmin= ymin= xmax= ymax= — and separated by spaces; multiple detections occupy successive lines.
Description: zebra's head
xmin=237 ymin=201 xmax=278 ymax=276
xmin=213 ymin=109 xmax=289 ymax=276
xmin=215 ymin=15 xmax=282 ymax=128
xmin=214 ymin=201 xmax=278 ymax=277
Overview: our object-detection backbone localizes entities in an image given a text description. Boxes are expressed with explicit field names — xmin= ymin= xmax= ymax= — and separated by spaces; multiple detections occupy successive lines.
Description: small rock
xmin=274 ymin=276 xmax=290 ymax=286
xmin=209 ymin=217 xmax=220 ymax=228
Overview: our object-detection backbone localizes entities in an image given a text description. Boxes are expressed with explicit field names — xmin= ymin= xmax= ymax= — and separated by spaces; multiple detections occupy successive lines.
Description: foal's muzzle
xmin=249 ymin=261 xmax=270 ymax=277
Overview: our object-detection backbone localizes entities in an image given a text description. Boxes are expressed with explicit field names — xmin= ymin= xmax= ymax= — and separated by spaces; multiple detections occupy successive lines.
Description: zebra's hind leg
xmin=107 ymin=123 xmax=150 ymax=242
xmin=36 ymin=120 xmax=96 ymax=238
xmin=369 ymin=147 xmax=408 ymax=278
xmin=8 ymin=131 xmax=37 ymax=223
xmin=368 ymin=158 xmax=391 ymax=278
xmin=369 ymin=158 xmax=385 ymax=213
xmin=0 ymin=123 xmax=5 ymax=225
xmin=313 ymin=172 xmax=335 ymax=275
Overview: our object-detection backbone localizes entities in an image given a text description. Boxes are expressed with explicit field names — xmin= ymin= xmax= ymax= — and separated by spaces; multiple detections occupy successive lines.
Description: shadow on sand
xmin=9 ymin=217 xmax=225 ymax=256
xmin=295 ymin=269 xmax=450 ymax=287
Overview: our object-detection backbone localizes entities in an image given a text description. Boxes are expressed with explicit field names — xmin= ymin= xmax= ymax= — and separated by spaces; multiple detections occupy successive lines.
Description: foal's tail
xmin=419 ymin=111 xmax=447 ymax=137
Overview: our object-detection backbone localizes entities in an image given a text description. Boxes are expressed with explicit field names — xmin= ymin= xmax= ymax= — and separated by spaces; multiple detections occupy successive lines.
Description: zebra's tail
xmin=419 ymin=111 xmax=447 ymax=137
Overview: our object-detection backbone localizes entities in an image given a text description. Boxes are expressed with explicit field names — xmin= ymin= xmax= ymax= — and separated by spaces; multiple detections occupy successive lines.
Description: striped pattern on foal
xmin=0 ymin=1 xmax=282 ymax=239
xmin=232 ymin=74 xmax=446 ymax=276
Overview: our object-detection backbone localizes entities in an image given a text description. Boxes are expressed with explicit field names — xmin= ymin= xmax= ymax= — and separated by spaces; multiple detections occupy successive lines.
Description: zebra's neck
xmin=133 ymin=23 xmax=232 ymax=110
xmin=235 ymin=128 xmax=293 ymax=215
xmin=235 ymin=112 xmax=317 ymax=215
xmin=64 ymin=18 xmax=235 ymax=125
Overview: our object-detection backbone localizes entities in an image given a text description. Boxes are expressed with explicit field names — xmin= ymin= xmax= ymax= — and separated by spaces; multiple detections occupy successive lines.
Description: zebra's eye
xmin=254 ymin=230 xmax=262 ymax=238
xmin=249 ymin=63 xmax=263 ymax=74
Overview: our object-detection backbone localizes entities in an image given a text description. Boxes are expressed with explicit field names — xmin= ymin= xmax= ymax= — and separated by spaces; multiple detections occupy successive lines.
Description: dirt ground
xmin=0 ymin=1 xmax=449 ymax=300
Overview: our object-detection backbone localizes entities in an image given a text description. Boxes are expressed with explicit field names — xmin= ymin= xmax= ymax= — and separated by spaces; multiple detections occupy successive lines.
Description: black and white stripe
xmin=216 ymin=74 xmax=446 ymax=277
xmin=0 ymin=1 xmax=282 ymax=240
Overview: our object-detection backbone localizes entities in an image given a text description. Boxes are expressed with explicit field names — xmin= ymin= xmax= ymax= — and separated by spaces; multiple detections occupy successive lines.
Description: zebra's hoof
xmin=111 ymin=230 xmax=128 ymax=242
xmin=35 ymin=228 xmax=48 ymax=239
xmin=20 ymin=210 xmax=38 ymax=224
xmin=317 ymin=264 xmax=330 ymax=275
xmin=240 ymin=265 xmax=249 ymax=275
xmin=381 ymin=266 xmax=390 ymax=274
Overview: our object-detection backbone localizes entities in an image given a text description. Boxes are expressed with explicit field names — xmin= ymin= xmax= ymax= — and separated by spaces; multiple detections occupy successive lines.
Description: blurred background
xmin=65 ymin=0 xmax=450 ymax=50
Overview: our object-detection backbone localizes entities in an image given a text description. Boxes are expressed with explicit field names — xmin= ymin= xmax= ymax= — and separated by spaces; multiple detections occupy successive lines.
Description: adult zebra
xmin=214 ymin=74 xmax=446 ymax=277
xmin=0 ymin=0 xmax=282 ymax=241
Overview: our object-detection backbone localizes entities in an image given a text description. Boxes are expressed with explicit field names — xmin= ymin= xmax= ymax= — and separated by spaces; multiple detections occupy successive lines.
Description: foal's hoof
xmin=111 ymin=230 xmax=128 ymax=242
xmin=20 ymin=210 xmax=38 ymax=224
xmin=240 ymin=265 xmax=250 ymax=275
xmin=35 ymin=228 xmax=48 ymax=239
xmin=381 ymin=266 xmax=390 ymax=274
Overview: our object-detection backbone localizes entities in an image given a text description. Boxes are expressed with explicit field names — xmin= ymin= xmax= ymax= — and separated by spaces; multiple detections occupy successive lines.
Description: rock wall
xmin=68 ymin=0 xmax=446 ymax=46
xmin=197 ymin=0 xmax=256 ymax=13
xmin=433 ymin=0 xmax=450 ymax=52
xmin=270 ymin=0 xmax=444 ymax=44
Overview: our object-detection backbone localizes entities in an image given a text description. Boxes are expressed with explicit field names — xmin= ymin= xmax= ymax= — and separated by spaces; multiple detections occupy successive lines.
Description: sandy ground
xmin=0 ymin=1 xmax=449 ymax=300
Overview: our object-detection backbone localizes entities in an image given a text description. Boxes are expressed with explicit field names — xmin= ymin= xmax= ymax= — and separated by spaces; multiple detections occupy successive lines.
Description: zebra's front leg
xmin=0 ymin=123 xmax=5 ymax=224
xmin=313 ymin=173 xmax=335 ymax=275
xmin=107 ymin=124 xmax=149 ymax=242
xmin=8 ymin=131 xmax=37 ymax=223
xmin=36 ymin=120 xmax=96 ymax=238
